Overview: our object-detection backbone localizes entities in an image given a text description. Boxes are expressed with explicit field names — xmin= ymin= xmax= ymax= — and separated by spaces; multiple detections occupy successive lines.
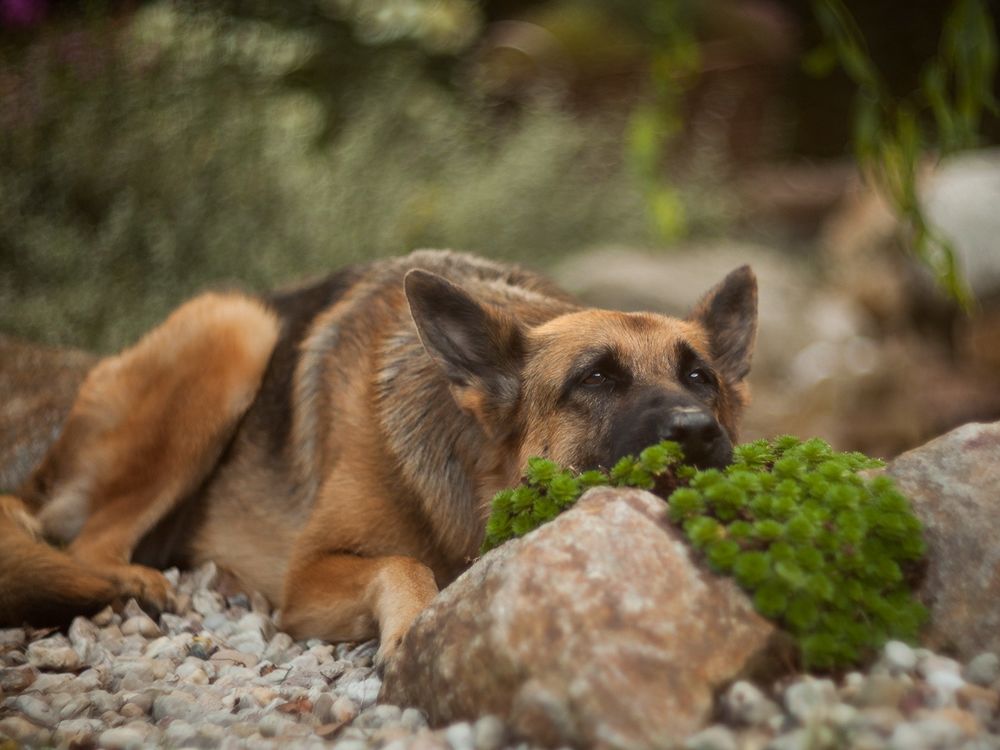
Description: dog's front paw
xmin=112 ymin=564 xmax=176 ymax=617
xmin=374 ymin=625 xmax=409 ymax=671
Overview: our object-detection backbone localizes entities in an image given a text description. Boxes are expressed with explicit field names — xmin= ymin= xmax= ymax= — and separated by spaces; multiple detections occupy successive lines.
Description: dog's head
xmin=406 ymin=266 xmax=757 ymax=473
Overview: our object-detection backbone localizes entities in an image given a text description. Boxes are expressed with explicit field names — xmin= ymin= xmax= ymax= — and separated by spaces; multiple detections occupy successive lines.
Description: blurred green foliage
xmin=810 ymin=0 xmax=998 ymax=308
xmin=0 ymin=2 xmax=658 ymax=351
xmin=1 ymin=0 xmax=997 ymax=352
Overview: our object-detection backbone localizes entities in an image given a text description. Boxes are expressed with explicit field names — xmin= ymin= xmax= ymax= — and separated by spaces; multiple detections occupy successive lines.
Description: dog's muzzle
xmin=656 ymin=405 xmax=730 ymax=469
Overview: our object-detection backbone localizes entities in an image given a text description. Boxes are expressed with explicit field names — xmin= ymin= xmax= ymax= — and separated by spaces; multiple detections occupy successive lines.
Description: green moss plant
xmin=481 ymin=436 xmax=927 ymax=670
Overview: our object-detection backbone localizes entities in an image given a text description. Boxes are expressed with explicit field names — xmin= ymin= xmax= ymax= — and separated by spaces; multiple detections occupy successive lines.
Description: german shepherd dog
xmin=0 ymin=251 xmax=757 ymax=663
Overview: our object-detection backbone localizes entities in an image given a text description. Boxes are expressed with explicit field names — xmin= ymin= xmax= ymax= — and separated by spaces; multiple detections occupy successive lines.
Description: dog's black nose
xmin=657 ymin=407 xmax=725 ymax=466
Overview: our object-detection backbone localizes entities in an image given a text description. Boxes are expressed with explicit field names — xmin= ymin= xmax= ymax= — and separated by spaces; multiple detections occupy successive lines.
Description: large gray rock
xmin=887 ymin=420 xmax=1000 ymax=659
xmin=380 ymin=487 xmax=781 ymax=749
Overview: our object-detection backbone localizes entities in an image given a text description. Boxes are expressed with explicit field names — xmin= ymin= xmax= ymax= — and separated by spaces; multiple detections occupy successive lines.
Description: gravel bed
xmin=1 ymin=563 xmax=999 ymax=750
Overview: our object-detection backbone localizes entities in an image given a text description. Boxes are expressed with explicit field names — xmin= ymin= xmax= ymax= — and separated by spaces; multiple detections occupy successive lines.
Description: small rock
xmin=472 ymin=715 xmax=506 ymax=750
xmin=192 ymin=589 xmax=224 ymax=616
xmin=927 ymin=670 xmax=967 ymax=707
xmin=68 ymin=617 xmax=100 ymax=660
xmin=344 ymin=676 xmax=382 ymax=709
xmin=444 ymin=721 xmax=475 ymax=750
xmin=164 ymin=720 xmax=196 ymax=746
xmin=188 ymin=635 xmax=217 ymax=660
xmin=120 ymin=702 xmax=147 ymax=720
xmin=26 ymin=637 xmax=81 ymax=670
xmin=883 ymin=641 xmax=918 ymax=674
xmin=228 ymin=630 xmax=268 ymax=655
xmin=685 ymin=725 xmax=738 ymax=750
xmin=258 ymin=713 xmax=292 ymax=738
xmin=121 ymin=614 xmax=162 ymax=638
xmin=889 ymin=715 xmax=964 ymax=750
xmin=332 ymin=695 xmax=359 ymax=723
xmin=57 ymin=695 xmax=91 ymax=720
xmin=197 ymin=724 xmax=226 ymax=745
xmin=152 ymin=691 xmax=201 ymax=723
xmin=159 ymin=613 xmax=196 ymax=635
xmin=723 ymin=680 xmax=781 ymax=726
xmin=850 ymin=674 xmax=909 ymax=709
xmin=264 ymin=632 xmax=295 ymax=664
xmin=0 ymin=628 xmax=26 ymax=648
xmin=10 ymin=693 xmax=58 ymax=727
xmin=784 ymin=678 xmax=838 ymax=723
xmin=0 ymin=716 xmax=48 ymax=744
xmin=52 ymin=718 xmax=103 ymax=746
xmin=212 ymin=647 xmax=259 ymax=669
xmin=92 ymin=606 xmax=116 ymax=626
xmin=312 ymin=692 xmax=336 ymax=723
xmin=0 ymin=665 xmax=37 ymax=692
xmin=964 ymin=653 xmax=1000 ymax=687
xmin=99 ymin=727 xmax=146 ymax=749
xmin=176 ymin=661 xmax=210 ymax=684
xmin=331 ymin=740 xmax=373 ymax=750
xmin=765 ymin=728 xmax=810 ymax=750
xmin=957 ymin=683 xmax=1000 ymax=721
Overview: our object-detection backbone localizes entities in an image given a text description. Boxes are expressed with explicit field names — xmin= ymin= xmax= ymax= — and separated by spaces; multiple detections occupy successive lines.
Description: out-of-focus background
xmin=1 ymin=0 xmax=999 ymax=459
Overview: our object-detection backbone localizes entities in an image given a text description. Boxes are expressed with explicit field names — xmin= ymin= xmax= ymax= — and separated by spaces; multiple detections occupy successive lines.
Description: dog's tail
xmin=0 ymin=494 xmax=119 ymax=627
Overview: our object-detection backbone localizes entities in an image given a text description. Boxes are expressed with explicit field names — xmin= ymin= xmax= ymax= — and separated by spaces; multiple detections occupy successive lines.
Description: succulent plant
xmin=481 ymin=436 xmax=927 ymax=669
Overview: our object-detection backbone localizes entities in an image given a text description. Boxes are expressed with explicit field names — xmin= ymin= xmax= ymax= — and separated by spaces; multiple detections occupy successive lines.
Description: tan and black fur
xmin=0 ymin=250 xmax=758 ymax=662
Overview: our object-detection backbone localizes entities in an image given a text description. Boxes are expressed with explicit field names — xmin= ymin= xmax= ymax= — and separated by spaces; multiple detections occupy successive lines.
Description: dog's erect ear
xmin=688 ymin=265 xmax=758 ymax=382
xmin=405 ymin=270 xmax=523 ymax=398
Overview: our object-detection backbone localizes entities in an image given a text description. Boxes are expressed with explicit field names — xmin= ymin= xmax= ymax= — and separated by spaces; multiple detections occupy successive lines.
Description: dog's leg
xmin=0 ymin=495 xmax=122 ymax=626
xmin=279 ymin=552 xmax=438 ymax=665
xmin=25 ymin=293 xmax=280 ymax=615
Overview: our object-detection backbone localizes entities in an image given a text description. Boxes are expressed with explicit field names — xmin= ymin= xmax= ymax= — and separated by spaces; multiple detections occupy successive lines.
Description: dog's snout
xmin=657 ymin=407 xmax=720 ymax=444
xmin=655 ymin=406 xmax=729 ymax=468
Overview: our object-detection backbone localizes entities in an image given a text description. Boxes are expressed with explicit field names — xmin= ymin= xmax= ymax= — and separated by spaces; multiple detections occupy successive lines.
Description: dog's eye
xmin=686 ymin=368 xmax=712 ymax=386
xmin=581 ymin=372 xmax=609 ymax=387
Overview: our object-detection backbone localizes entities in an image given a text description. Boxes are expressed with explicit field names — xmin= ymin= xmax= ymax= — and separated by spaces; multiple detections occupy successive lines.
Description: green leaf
xmin=525 ymin=457 xmax=559 ymax=486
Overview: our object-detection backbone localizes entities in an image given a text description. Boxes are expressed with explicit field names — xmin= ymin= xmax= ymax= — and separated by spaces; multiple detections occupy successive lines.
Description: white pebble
xmin=473 ymin=715 xmax=505 ymax=750
xmin=964 ymin=652 xmax=1000 ymax=687
xmin=27 ymin=639 xmax=81 ymax=671
xmin=927 ymin=670 xmax=966 ymax=707
xmin=164 ymin=719 xmax=196 ymax=745
xmin=784 ymin=678 xmax=838 ymax=723
xmin=444 ymin=721 xmax=476 ymax=750
xmin=684 ymin=724 xmax=738 ymax=750
xmin=99 ymin=727 xmax=145 ymax=750
xmin=342 ymin=676 xmax=382 ymax=709
xmin=0 ymin=716 xmax=48 ymax=743
xmin=10 ymin=694 xmax=57 ymax=727
xmin=121 ymin=614 xmax=161 ymax=639
xmin=883 ymin=641 xmax=918 ymax=673
xmin=723 ymin=680 xmax=780 ymax=726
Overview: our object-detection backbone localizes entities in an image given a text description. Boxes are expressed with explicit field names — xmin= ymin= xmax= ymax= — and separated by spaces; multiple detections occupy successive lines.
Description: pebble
xmin=884 ymin=640 xmax=918 ymax=673
xmin=685 ymin=724 xmax=738 ymax=750
xmin=9 ymin=693 xmax=58 ymax=727
xmin=0 ymin=715 xmax=48 ymax=743
xmin=723 ymin=680 xmax=781 ymax=726
xmin=784 ymin=678 xmax=838 ymax=723
xmin=473 ymin=715 xmax=505 ymax=750
xmin=965 ymin=653 xmax=1000 ymax=687
xmin=26 ymin=638 xmax=81 ymax=670
xmin=99 ymin=726 xmax=146 ymax=749
xmin=444 ymin=721 xmax=475 ymax=750
xmin=121 ymin=614 xmax=162 ymax=638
